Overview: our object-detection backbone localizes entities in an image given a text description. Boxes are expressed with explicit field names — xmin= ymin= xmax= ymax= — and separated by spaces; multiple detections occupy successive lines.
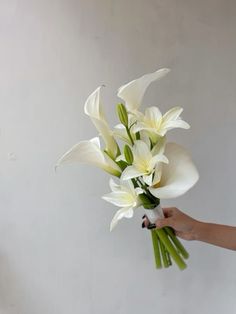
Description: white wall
xmin=1 ymin=0 xmax=236 ymax=313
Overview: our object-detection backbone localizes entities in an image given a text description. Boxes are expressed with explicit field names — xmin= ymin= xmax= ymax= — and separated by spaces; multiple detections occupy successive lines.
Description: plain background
xmin=0 ymin=0 xmax=236 ymax=313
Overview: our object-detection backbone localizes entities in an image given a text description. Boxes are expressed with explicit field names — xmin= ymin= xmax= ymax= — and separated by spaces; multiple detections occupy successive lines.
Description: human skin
xmin=142 ymin=207 xmax=236 ymax=251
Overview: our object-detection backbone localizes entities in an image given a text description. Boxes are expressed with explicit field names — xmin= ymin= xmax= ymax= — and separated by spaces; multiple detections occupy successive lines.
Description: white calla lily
xmin=117 ymin=68 xmax=170 ymax=112
xmin=149 ymin=143 xmax=199 ymax=199
xmin=122 ymin=140 xmax=168 ymax=185
xmin=133 ymin=106 xmax=190 ymax=142
xmin=84 ymin=86 xmax=118 ymax=159
xmin=56 ymin=137 xmax=121 ymax=177
xmin=102 ymin=178 xmax=143 ymax=231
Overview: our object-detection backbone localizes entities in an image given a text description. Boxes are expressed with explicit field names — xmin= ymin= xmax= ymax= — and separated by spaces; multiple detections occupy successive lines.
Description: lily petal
xmin=135 ymin=187 xmax=144 ymax=195
xmin=109 ymin=178 xmax=121 ymax=192
xmin=149 ymin=143 xmax=199 ymax=199
xmin=113 ymin=124 xmax=132 ymax=144
xmin=115 ymin=154 xmax=126 ymax=162
xmin=152 ymin=164 xmax=163 ymax=186
xmin=145 ymin=106 xmax=162 ymax=124
xmin=117 ymin=68 xmax=170 ymax=111
xmin=110 ymin=207 xmax=134 ymax=231
xmin=102 ymin=191 xmax=135 ymax=207
xmin=162 ymin=106 xmax=183 ymax=123
xmin=151 ymin=136 xmax=166 ymax=155
xmin=122 ymin=165 xmax=147 ymax=180
xmin=133 ymin=140 xmax=152 ymax=162
xmin=143 ymin=173 xmax=154 ymax=186
xmin=163 ymin=119 xmax=190 ymax=131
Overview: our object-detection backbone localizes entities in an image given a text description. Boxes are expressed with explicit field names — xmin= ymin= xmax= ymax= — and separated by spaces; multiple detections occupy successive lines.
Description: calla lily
xmin=84 ymin=86 xmax=118 ymax=159
xmin=133 ymin=106 xmax=190 ymax=143
xmin=102 ymin=178 xmax=143 ymax=231
xmin=121 ymin=140 xmax=168 ymax=185
xmin=56 ymin=137 xmax=121 ymax=177
xmin=149 ymin=143 xmax=199 ymax=199
xmin=117 ymin=68 xmax=170 ymax=112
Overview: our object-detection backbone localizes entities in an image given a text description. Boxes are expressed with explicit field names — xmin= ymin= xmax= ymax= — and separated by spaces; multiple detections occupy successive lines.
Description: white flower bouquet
xmin=56 ymin=69 xmax=199 ymax=270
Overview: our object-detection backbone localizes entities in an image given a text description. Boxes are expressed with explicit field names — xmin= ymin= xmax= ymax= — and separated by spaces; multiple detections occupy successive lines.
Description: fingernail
xmin=142 ymin=222 xmax=145 ymax=228
xmin=147 ymin=223 xmax=156 ymax=230
xmin=142 ymin=215 xmax=146 ymax=219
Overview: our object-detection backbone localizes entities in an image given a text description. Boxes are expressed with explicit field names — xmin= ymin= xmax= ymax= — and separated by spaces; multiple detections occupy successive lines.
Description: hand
xmin=142 ymin=207 xmax=199 ymax=241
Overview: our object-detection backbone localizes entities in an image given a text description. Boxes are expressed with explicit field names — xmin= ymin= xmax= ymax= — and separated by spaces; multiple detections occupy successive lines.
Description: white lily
xmin=56 ymin=137 xmax=121 ymax=177
xmin=133 ymin=106 xmax=190 ymax=143
xmin=121 ymin=140 xmax=168 ymax=185
xmin=84 ymin=86 xmax=118 ymax=159
xmin=149 ymin=142 xmax=199 ymax=199
xmin=117 ymin=68 xmax=170 ymax=112
xmin=102 ymin=178 xmax=143 ymax=231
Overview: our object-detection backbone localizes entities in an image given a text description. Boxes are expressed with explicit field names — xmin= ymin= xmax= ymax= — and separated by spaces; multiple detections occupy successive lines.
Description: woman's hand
xmin=142 ymin=207 xmax=236 ymax=250
xmin=142 ymin=207 xmax=200 ymax=240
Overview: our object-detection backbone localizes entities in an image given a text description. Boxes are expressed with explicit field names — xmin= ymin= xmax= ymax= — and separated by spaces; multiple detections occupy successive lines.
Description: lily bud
xmin=116 ymin=103 xmax=128 ymax=127
xmin=124 ymin=145 xmax=133 ymax=165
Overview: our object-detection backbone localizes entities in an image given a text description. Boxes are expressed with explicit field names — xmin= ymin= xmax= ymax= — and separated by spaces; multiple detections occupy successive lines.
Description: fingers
xmin=142 ymin=215 xmax=150 ymax=228
xmin=162 ymin=207 xmax=175 ymax=218
xmin=141 ymin=208 xmax=178 ymax=230
xmin=155 ymin=217 xmax=175 ymax=229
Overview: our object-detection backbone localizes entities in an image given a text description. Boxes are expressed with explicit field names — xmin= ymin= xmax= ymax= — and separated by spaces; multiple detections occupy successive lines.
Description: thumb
xmin=155 ymin=217 xmax=174 ymax=229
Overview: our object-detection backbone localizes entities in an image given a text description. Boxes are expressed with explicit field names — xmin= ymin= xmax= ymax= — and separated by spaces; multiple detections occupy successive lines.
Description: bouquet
xmin=56 ymin=69 xmax=199 ymax=270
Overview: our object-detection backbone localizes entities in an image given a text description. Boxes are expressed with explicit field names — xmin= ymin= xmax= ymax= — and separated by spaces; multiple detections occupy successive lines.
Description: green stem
xmin=164 ymin=227 xmax=189 ymax=259
xmin=156 ymin=228 xmax=187 ymax=270
xmin=159 ymin=235 xmax=169 ymax=268
xmin=165 ymin=247 xmax=172 ymax=266
xmin=151 ymin=230 xmax=162 ymax=269
xmin=135 ymin=131 xmax=140 ymax=140
xmin=136 ymin=178 xmax=158 ymax=204
xmin=126 ymin=126 xmax=134 ymax=145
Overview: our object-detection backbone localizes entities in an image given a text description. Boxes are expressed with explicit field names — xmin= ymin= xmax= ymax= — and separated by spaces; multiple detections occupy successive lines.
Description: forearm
xmin=193 ymin=221 xmax=236 ymax=250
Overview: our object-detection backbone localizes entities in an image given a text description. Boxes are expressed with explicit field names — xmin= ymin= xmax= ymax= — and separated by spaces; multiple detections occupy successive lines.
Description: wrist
xmin=191 ymin=220 xmax=205 ymax=241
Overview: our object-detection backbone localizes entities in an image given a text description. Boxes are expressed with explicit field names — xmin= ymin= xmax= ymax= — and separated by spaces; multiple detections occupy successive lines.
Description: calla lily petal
xmin=56 ymin=137 xmax=121 ymax=177
xmin=149 ymin=143 xmax=199 ymax=199
xmin=117 ymin=68 xmax=170 ymax=111
xmin=84 ymin=86 xmax=118 ymax=158
xmin=84 ymin=86 xmax=105 ymax=119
